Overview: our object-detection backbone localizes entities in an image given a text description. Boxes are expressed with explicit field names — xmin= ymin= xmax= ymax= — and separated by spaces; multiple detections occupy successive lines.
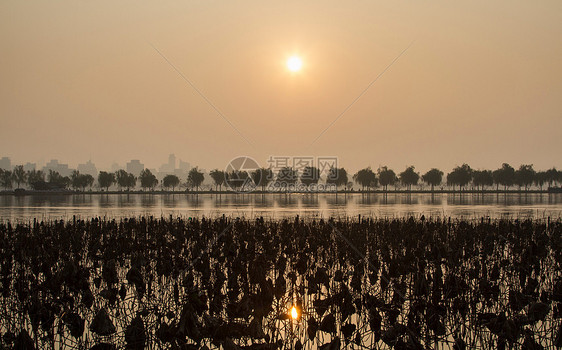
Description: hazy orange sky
xmin=1 ymin=0 xmax=561 ymax=174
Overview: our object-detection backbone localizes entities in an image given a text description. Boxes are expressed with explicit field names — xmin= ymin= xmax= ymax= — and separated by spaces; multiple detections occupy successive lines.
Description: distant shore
xmin=1 ymin=188 xmax=561 ymax=196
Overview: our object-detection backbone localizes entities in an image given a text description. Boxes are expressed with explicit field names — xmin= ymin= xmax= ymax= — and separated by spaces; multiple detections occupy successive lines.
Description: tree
xmin=447 ymin=164 xmax=472 ymax=191
xmin=48 ymin=170 xmax=70 ymax=189
xmin=225 ymin=170 xmax=249 ymax=191
xmin=27 ymin=170 xmax=45 ymax=189
xmin=422 ymin=168 xmax=443 ymax=191
xmin=492 ymin=163 xmax=515 ymax=191
xmin=0 ymin=170 xmax=12 ymax=190
xmin=139 ymin=169 xmax=158 ymax=190
xmin=545 ymin=168 xmax=560 ymax=187
xmin=251 ymin=168 xmax=273 ymax=192
xmin=378 ymin=166 xmax=397 ymax=191
xmin=472 ymin=170 xmax=493 ymax=191
xmin=535 ymin=171 xmax=548 ymax=191
xmin=48 ymin=170 xmax=62 ymax=183
xmin=329 ymin=167 xmax=350 ymax=189
xmin=12 ymin=165 xmax=27 ymax=188
xmin=275 ymin=167 xmax=298 ymax=190
xmin=352 ymin=167 xmax=375 ymax=190
xmin=187 ymin=167 xmax=205 ymax=191
xmin=115 ymin=169 xmax=136 ymax=191
xmin=98 ymin=171 xmax=116 ymax=191
xmin=70 ymin=171 xmax=93 ymax=191
xmin=71 ymin=170 xmax=83 ymax=190
xmin=209 ymin=170 xmax=225 ymax=191
xmin=300 ymin=166 xmax=320 ymax=187
xmin=514 ymin=164 xmax=535 ymax=191
xmin=446 ymin=172 xmax=456 ymax=191
xmin=83 ymin=174 xmax=94 ymax=191
xmin=492 ymin=169 xmax=502 ymax=191
xmin=116 ymin=170 xmax=127 ymax=190
xmin=163 ymin=174 xmax=180 ymax=191
xmin=399 ymin=166 xmax=419 ymax=191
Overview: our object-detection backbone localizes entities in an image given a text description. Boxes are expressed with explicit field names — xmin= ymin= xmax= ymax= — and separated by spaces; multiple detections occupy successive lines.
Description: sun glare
xmin=287 ymin=56 xmax=302 ymax=72
xmin=290 ymin=306 xmax=299 ymax=320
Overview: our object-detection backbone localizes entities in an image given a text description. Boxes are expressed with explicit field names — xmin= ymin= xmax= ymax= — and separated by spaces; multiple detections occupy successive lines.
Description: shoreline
xmin=1 ymin=189 xmax=561 ymax=196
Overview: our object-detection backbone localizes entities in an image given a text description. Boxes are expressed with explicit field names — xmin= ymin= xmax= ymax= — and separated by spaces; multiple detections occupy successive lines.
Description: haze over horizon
xmin=2 ymin=0 xmax=561 ymax=174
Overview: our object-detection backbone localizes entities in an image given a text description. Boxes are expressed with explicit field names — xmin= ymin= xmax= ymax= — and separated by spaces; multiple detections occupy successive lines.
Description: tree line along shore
xmin=0 ymin=189 xmax=560 ymax=197
xmin=1 ymin=163 xmax=561 ymax=194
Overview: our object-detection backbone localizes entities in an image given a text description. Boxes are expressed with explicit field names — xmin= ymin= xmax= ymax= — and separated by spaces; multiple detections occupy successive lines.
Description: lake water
xmin=1 ymin=193 xmax=562 ymax=222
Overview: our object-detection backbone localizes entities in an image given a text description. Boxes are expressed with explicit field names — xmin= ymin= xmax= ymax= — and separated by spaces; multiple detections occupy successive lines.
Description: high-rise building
xmin=158 ymin=154 xmax=177 ymax=174
xmin=77 ymin=160 xmax=98 ymax=177
xmin=110 ymin=163 xmax=121 ymax=172
xmin=168 ymin=154 xmax=176 ymax=170
xmin=23 ymin=163 xmax=36 ymax=172
xmin=171 ymin=159 xmax=191 ymax=178
xmin=43 ymin=159 xmax=72 ymax=177
xmin=126 ymin=160 xmax=144 ymax=177
xmin=178 ymin=160 xmax=190 ymax=172
xmin=0 ymin=157 xmax=11 ymax=170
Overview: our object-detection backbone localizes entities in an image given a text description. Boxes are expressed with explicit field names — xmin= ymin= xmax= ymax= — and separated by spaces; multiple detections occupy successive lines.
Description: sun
xmin=287 ymin=56 xmax=303 ymax=72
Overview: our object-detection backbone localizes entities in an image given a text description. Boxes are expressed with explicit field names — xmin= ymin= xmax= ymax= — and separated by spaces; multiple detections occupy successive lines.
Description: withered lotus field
xmin=0 ymin=215 xmax=561 ymax=349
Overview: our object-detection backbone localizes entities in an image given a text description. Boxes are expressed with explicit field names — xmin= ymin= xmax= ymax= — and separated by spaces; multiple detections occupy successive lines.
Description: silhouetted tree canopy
xmin=71 ymin=170 xmax=81 ymax=190
xmin=514 ymin=164 xmax=535 ymax=191
xmin=378 ymin=166 xmax=397 ymax=191
xmin=328 ymin=167 xmax=349 ymax=189
xmin=12 ymin=165 xmax=27 ymax=188
xmin=545 ymin=168 xmax=561 ymax=187
xmin=116 ymin=170 xmax=137 ymax=190
xmin=251 ymin=168 xmax=273 ymax=191
xmin=209 ymin=170 xmax=225 ymax=191
xmin=300 ymin=166 xmax=320 ymax=187
xmin=48 ymin=170 xmax=70 ymax=189
xmin=4 ymin=159 xmax=562 ymax=194
xmin=472 ymin=170 xmax=493 ymax=191
xmin=187 ymin=167 xmax=205 ymax=191
xmin=535 ymin=171 xmax=548 ymax=190
xmin=139 ymin=169 xmax=158 ymax=190
xmin=399 ymin=166 xmax=419 ymax=190
xmin=422 ymin=168 xmax=443 ymax=191
xmin=27 ymin=169 xmax=45 ymax=190
xmin=71 ymin=170 xmax=94 ymax=191
xmin=225 ymin=170 xmax=250 ymax=191
xmin=98 ymin=171 xmax=116 ymax=191
xmin=447 ymin=164 xmax=472 ymax=190
xmin=84 ymin=174 xmax=94 ymax=190
xmin=352 ymin=167 xmax=375 ymax=190
xmin=492 ymin=163 xmax=515 ymax=191
xmin=162 ymin=174 xmax=180 ymax=191
xmin=70 ymin=170 xmax=89 ymax=190
xmin=0 ymin=170 xmax=12 ymax=189
xmin=276 ymin=167 xmax=298 ymax=188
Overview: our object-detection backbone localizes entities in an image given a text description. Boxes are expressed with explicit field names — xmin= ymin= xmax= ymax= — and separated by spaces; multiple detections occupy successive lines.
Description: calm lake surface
xmin=1 ymin=193 xmax=562 ymax=222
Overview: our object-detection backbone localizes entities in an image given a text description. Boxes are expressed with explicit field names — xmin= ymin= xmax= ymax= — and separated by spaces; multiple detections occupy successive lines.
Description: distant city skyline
xmin=0 ymin=153 xmax=195 ymax=178
xmin=1 ymin=153 xmax=561 ymax=179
